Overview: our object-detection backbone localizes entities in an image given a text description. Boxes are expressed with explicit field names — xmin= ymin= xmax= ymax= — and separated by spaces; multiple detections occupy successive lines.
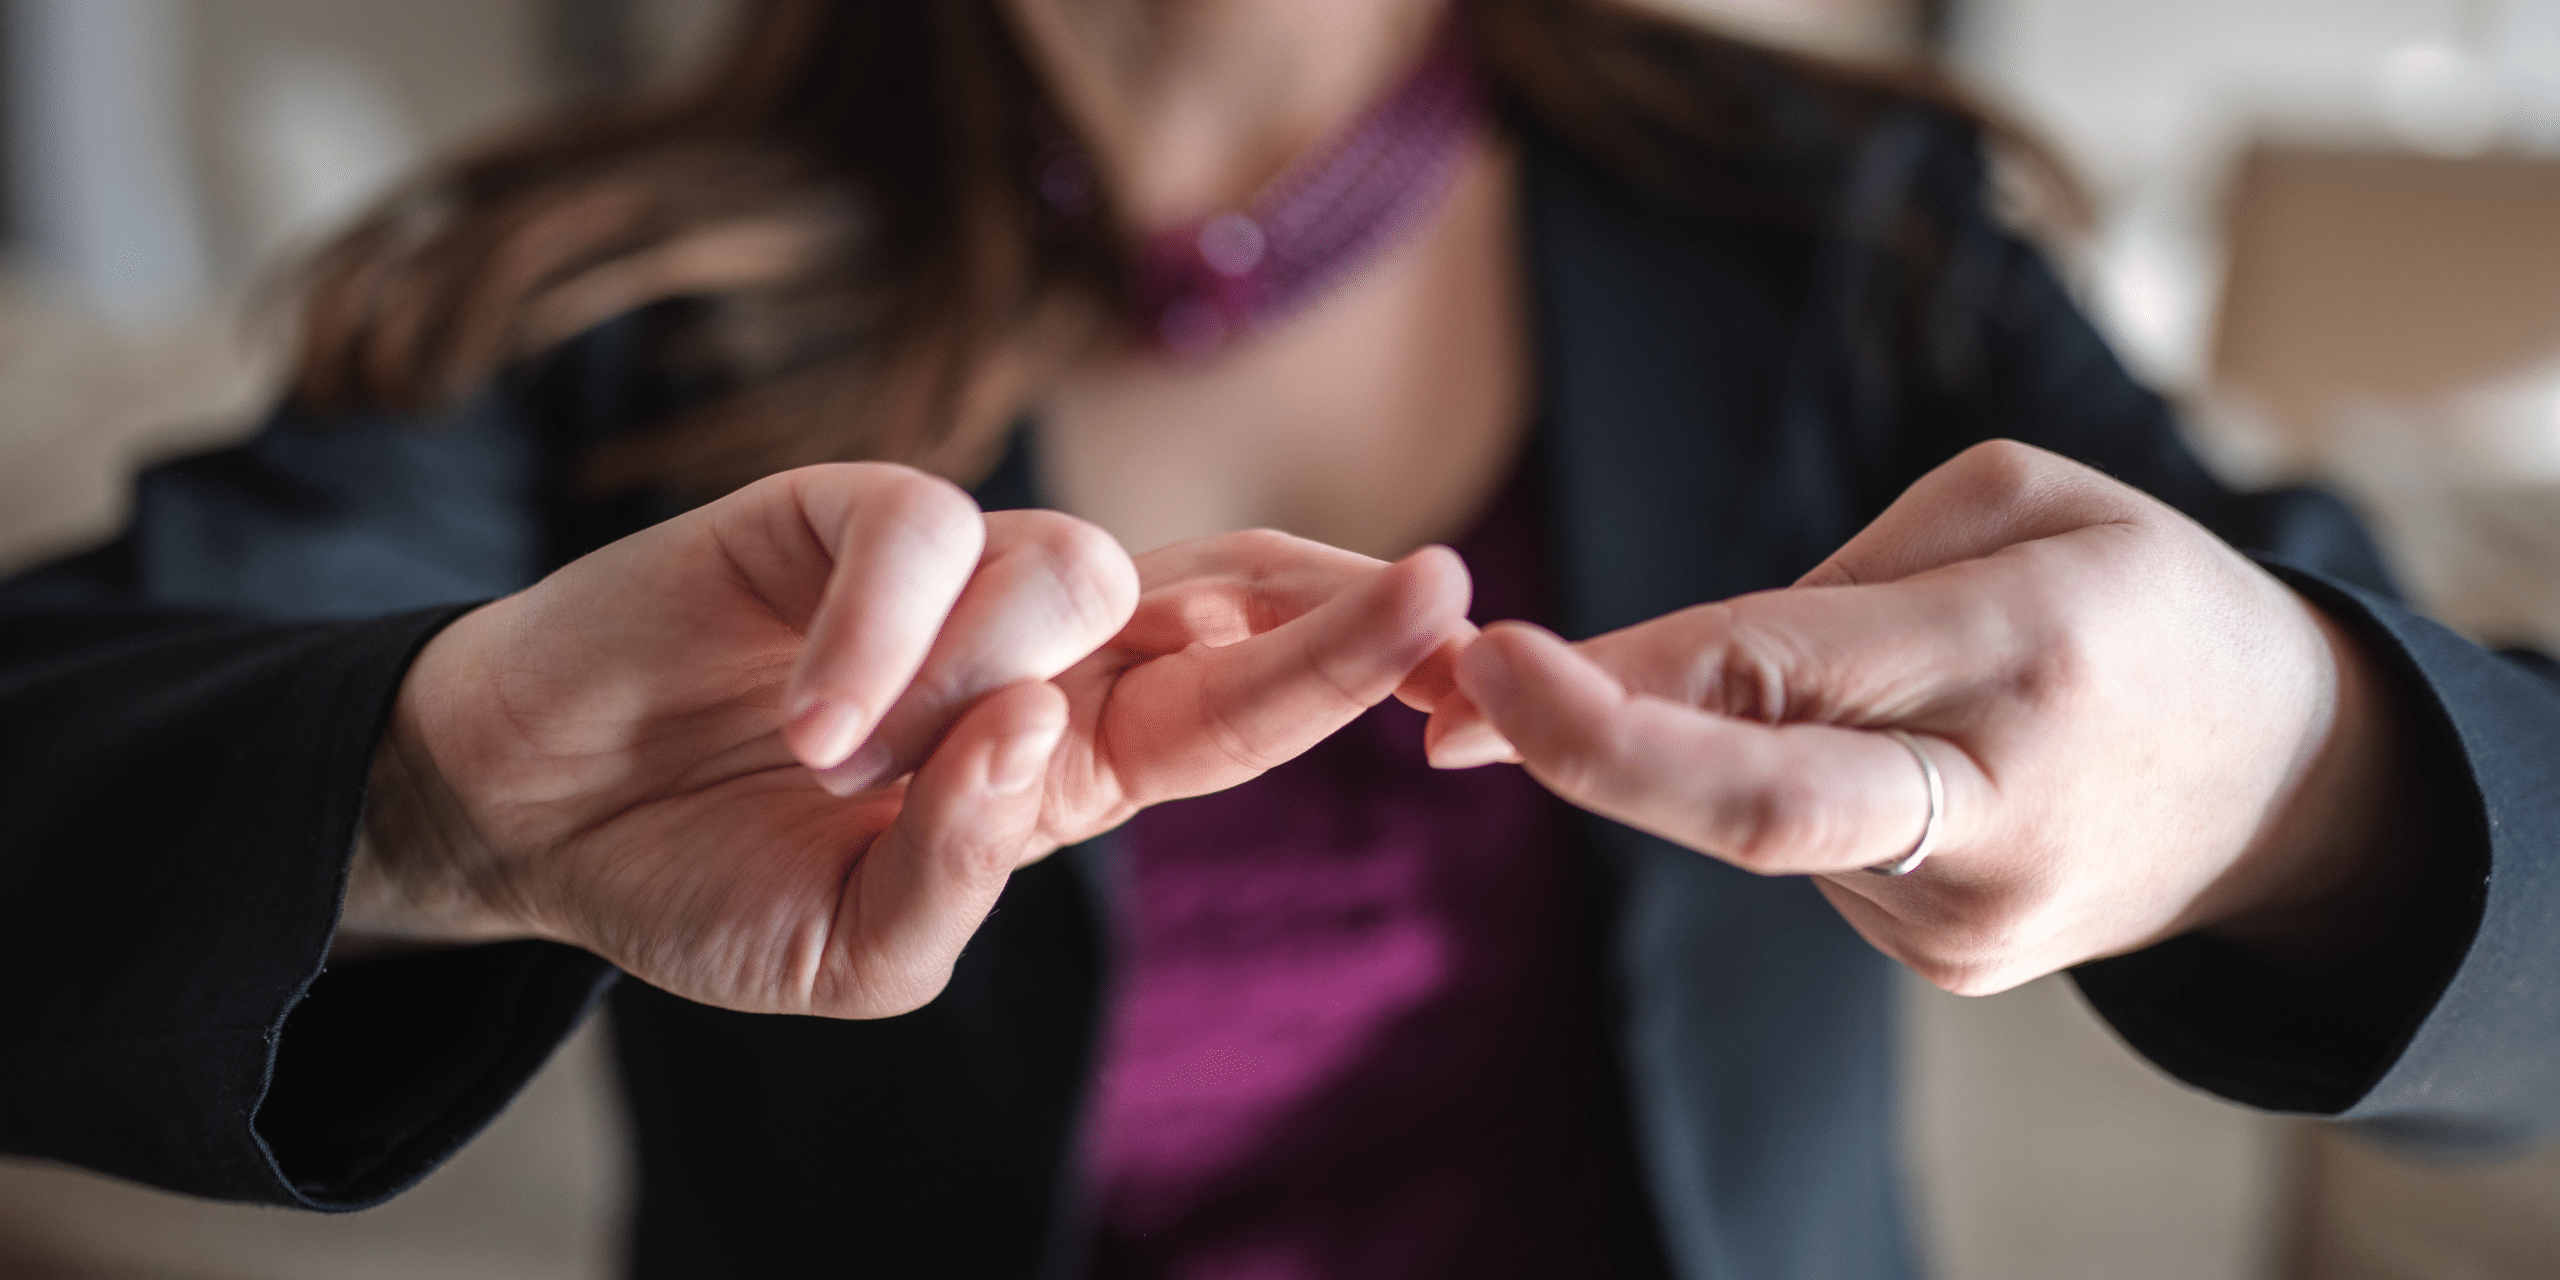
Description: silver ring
xmin=1864 ymin=728 xmax=1942 ymax=877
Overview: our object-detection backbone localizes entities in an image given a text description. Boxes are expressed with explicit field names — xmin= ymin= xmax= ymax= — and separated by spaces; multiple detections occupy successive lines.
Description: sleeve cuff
xmin=0 ymin=605 xmax=616 ymax=1205
xmin=259 ymin=942 xmax=618 ymax=1208
xmin=2077 ymin=563 xmax=2560 ymax=1156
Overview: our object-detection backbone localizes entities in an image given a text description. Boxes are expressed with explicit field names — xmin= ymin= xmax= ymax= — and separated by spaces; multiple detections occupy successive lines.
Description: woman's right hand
xmin=347 ymin=463 xmax=1471 ymax=1018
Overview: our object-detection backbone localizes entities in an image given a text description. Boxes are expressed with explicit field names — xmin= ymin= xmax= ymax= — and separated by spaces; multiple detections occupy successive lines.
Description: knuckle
xmin=1526 ymin=716 xmax=1625 ymax=806
xmin=1951 ymin=439 xmax=2053 ymax=501
xmin=2003 ymin=592 xmax=2101 ymax=702
xmin=1302 ymin=617 xmax=1401 ymax=710
xmin=1228 ymin=527 xmax=1303 ymax=556
xmin=993 ymin=507 xmax=1095 ymax=555
xmin=1151 ymin=527 xmax=1295 ymax=594
xmin=997 ymin=515 xmax=1139 ymax=636
xmin=951 ymin=828 xmax=1022 ymax=886
xmin=1208 ymin=527 xmax=1306 ymax=577
xmin=1717 ymin=774 xmax=1825 ymax=870
xmin=876 ymin=470 xmax=984 ymax=547
xmin=1694 ymin=628 xmax=1790 ymax=722
xmin=1943 ymin=553 xmax=2094 ymax=703
xmin=1194 ymin=677 xmax=1294 ymax=775
xmin=1947 ymin=439 xmax=2159 ymax=535
xmin=735 ymin=468 xmax=803 ymax=507
xmin=1536 ymin=743 xmax=1606 ymax=804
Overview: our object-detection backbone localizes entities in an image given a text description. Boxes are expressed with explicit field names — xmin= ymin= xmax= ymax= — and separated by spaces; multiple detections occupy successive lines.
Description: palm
xmin=564 ymin=775 xmax=908 ymax=1014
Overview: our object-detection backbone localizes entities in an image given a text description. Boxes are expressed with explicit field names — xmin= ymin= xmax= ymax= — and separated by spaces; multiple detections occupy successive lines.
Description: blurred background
xmin=1 ymin=1 xmax=2556 ymax=1276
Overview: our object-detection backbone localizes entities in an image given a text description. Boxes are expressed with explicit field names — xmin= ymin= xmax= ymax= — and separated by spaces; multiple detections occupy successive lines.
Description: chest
xmin=1034 ymin=141 xmax=1531 ymax=562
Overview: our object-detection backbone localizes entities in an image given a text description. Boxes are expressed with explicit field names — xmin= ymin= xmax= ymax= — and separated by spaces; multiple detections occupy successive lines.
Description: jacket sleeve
xmin=2075 ymin=572 xmax=2560 ymax=1157
xmin=1868 ymin=112 xmax=2560 ymax=1153
xmin=0 ymin=381 xmax=621 ymax=1208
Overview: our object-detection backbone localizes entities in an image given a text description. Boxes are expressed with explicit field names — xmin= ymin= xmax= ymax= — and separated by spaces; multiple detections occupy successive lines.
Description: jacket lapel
xmin=1522 ymin=128 xmax=1913 ymax=1280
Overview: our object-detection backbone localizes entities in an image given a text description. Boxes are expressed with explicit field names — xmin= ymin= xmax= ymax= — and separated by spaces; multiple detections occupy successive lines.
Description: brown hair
xmin=291 ymin=0 xmax=2064 ymax=495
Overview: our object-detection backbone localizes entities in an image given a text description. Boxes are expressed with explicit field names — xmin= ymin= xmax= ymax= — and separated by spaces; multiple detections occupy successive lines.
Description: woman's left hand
xmin=1424 ymin=441 xmax=2412 ymax=994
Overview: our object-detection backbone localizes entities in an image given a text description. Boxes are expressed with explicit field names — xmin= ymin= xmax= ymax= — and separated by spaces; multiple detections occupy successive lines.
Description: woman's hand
xmin=1426 ymin=441 xmax=2412 ymax=994
xmin=348 ymin=462 xmax=1471 ymax=1018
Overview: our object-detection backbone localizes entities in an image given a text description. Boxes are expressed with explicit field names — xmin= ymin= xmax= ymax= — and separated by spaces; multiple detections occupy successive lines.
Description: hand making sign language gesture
xmin=1429 ymin=441 xmax=2418 ymax=994
xmin=344 ymin=462 xmax=1475 ymax=1018
xmin=341 ymin=443 xmax=2422 ymax=1022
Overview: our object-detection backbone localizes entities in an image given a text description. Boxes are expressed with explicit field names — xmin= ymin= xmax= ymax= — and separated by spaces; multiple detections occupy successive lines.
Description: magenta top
xmin=1084 ymin=469 xmax=1667 ymax=1278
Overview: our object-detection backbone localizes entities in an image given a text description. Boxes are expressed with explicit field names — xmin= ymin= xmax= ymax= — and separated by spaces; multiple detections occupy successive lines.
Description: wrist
xmin=335 ymin=628 xmax=544 ymax=958
xmin=2200 ymin=596 xmax=2420 ymax=963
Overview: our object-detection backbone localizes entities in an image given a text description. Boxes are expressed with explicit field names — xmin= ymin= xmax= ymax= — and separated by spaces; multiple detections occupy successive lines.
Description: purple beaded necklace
xmin=1045 ymin=18 xmax=1488 ymax=360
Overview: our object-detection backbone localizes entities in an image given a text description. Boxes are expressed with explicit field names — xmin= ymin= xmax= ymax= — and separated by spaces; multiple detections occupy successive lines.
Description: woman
xmin=4 ymin=1 xmax=2554 ymax=1277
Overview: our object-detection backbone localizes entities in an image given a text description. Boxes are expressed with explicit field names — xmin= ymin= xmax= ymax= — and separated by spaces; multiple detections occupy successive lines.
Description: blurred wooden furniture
xmin=2214 ymin=147 xmax=2560 ymax=442
xmin=2209 ymin=142 xmax=2560 ymax=1279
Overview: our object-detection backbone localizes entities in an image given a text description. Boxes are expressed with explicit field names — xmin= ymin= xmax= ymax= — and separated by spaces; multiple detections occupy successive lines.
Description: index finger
xmin=756 ymin=465 xmax=988 ymax=771
xmin=1094 ymin=545 xmax=1473 ymax=806
xmin=1121 ymin=529 xmax=1393 ymax=650
xmin=812 ymin=509 xmax=1137 ymax=795
xmin=1795 ymin=439 xmax=2164 ymax=588
xmin=1455 ymin=622 xmax=1990 ymax=876
xmin=1123 ymin=529 xmax=1478 ymax=710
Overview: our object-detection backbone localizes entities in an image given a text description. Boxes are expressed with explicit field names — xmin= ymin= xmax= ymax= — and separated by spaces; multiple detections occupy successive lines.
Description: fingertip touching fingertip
xmin=1400 ymin=543 xmax=1474 ymax=605
xmin=1426 ymin=729 xmax=1521 ymax=770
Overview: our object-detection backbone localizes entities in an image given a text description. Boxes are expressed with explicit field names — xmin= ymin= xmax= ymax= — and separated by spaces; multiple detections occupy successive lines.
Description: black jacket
xmin=6 ymin=107 xmax=2559 ymax=1280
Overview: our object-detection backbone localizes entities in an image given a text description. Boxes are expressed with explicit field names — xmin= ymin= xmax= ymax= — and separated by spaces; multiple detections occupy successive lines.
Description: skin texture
xmin=1427 ymin=442 xmax=2413 ymax=995
xmin=346 ymin=462 xmax=1475 ymax=1017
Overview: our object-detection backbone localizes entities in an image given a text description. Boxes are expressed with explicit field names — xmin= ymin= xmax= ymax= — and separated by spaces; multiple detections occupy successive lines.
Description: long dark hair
xmin=291 ymin=0 xmax=2061 ymax=493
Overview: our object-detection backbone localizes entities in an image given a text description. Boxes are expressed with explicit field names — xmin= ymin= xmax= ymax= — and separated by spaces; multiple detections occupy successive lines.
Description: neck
xmin=1007 ymin=0 xmax=1452 ymax=228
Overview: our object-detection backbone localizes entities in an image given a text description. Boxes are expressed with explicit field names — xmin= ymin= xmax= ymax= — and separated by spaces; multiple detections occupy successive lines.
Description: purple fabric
xmin=1085 ymin=472 xmax=1666 ymax=1278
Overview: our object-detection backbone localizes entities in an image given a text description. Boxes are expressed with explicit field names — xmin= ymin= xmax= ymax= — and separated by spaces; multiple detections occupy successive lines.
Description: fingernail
xmin=816 ymin=735 xmax=897 ymax=797
xmin=790 ymin=698 xmax=867 ymax=771
xmin=1457 ymin=642 xmax=1519 ymax=718
xmin=1428 ymin=725 xmax=1519 ymax=770
xmin=988 ymin=724 xmax=1059 ymax=795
